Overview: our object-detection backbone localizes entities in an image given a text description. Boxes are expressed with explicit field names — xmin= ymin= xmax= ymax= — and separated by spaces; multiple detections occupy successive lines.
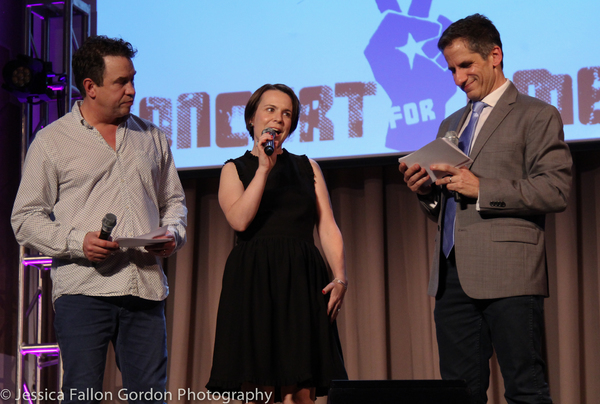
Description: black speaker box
xmin=328 ymin=379 xmax=473 ymax=404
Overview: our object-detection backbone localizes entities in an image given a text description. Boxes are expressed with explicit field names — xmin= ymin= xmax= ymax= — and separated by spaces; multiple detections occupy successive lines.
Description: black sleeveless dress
xmin=206 ymin=149 xmax=347 ymax=401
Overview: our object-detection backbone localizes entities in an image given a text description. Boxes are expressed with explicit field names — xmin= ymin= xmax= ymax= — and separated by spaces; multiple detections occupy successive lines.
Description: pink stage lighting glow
xmin=21 ymin=346 xmax=60 ymax=356
xmin=22 ymin=383 xmax=34 ymax=404
xmin=30 ymin=10 xmax=44 ymax=19
xmin=22 ymin=257 xmax=52 ymax=269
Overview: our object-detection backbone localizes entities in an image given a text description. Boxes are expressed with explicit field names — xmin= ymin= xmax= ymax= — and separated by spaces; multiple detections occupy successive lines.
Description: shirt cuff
xmin=67 ymin=228 xmax=88 ymax=259
xmin=167 ymin=224 xmax=185 ymax=250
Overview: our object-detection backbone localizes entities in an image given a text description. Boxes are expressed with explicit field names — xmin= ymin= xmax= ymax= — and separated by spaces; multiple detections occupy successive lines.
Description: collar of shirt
xmin=74 ymin=100 xmax=93 ymax=129
xmin=73 ymin=100 xmax=132 ymax=151
xmin=460 ymin=78 xmax=511 ymax=146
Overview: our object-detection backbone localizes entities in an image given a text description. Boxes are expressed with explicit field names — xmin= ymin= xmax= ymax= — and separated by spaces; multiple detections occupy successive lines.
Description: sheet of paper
xmin=114 ymin=226 xmax=171 ymax=247
xmin=398 ymin=138 xmax=472 ymax=186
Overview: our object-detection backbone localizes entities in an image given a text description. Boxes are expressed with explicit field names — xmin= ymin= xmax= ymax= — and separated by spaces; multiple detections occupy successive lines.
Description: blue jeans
xmin=434 ymin=253 xmax=551 ymax=404
xmin=54 ymin=295 xmax=168 ymax=404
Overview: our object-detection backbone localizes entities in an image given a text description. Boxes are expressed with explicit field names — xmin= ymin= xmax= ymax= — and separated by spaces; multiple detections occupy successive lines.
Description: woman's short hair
xmin=244 ymin=83 xmax=300 ymax=139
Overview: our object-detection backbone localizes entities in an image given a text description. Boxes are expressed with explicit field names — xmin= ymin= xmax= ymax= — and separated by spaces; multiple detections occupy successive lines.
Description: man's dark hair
xmin=438 ymin=14 xmax=503 ymax=69
xmin=244 ymin=84 xmax=301 ymax=139
xmin=72 ymin=35 xmax=137 ymax=96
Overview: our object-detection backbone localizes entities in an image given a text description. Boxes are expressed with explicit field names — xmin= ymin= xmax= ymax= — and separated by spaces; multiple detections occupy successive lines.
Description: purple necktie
xmin=442 ymin=101 xmax=487 ymax=258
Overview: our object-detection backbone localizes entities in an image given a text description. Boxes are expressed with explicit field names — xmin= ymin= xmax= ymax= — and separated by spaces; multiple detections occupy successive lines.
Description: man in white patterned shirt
xmin=11 ymin=36 xmax=187 ymax=403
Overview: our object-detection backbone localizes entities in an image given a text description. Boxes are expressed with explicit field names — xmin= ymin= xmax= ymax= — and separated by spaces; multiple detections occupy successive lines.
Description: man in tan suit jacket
xmin=400 ymin=14 xmax=572 ymax=404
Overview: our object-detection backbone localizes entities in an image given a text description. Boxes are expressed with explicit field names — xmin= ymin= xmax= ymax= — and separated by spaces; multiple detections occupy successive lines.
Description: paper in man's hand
xmin=114 ymin=226 xmax=171 ymax=247
xmin=399 ymin=138 xmax=472 ymax=186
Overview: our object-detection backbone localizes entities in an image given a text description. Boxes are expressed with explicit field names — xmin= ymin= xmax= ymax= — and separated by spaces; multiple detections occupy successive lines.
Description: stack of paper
xmin=114 ymin=226 xmax=171 ymax=247
xmin=398 ymin=138 xmax=472 ymax=186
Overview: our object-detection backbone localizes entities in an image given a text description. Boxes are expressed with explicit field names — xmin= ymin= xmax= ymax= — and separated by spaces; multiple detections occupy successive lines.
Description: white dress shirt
xmin=12 ymin=101 xmax=187 ymax=302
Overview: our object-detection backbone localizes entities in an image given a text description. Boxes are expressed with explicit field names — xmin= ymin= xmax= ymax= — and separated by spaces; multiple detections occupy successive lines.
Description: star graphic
xmin=396 ymin=33 xmax=429 ymax=70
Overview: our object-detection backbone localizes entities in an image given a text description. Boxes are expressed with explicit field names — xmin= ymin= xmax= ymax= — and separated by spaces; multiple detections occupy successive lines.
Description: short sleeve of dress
xmin=297 ymin=154 xmax=316 ymax=188
xmin=224 ymin=155 xmax=251 ymax=188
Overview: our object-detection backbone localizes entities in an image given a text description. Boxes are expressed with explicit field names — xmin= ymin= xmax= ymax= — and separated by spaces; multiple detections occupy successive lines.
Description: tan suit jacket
xmin=420 ymin=82 xmax=572 ymax=299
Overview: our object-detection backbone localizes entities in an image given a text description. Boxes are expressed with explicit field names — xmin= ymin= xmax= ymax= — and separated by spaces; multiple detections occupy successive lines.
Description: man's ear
xmin=83 ymin=78 xmax=97 ymax=98
xmin=490 ymin=45 xmax=503 ymax=68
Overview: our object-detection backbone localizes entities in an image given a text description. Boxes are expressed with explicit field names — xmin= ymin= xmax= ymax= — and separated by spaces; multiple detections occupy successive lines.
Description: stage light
xmin=1 ymin=55 xmax=53 ymax=103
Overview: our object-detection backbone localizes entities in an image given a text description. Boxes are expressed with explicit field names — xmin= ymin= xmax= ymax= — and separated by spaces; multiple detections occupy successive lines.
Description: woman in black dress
xmin=206 ymin=84 xmax=348 ymax=403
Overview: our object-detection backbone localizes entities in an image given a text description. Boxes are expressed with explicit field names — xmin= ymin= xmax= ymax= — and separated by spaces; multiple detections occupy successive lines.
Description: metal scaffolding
xmin=17 ymin=1 xmax=91 ymax=403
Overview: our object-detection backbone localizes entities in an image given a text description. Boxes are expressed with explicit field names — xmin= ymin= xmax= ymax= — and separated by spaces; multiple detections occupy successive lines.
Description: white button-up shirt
xmin=12 ymin=101 xmax=187 ymax=302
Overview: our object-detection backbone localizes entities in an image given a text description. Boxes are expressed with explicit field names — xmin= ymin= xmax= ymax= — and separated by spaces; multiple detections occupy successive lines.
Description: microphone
xmin=99 ymin=213 xmax=117 ymax=240
xmin=443 ymin=130 xmax=458 ymax=146
xmin=262 ymin=127 xmax=277 ymax=156
xmin=443 ymin=131 xmax=462 ymax=203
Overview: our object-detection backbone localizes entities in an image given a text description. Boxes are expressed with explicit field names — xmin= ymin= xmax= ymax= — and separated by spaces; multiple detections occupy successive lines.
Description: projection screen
xmin=98 ymin=0 xmax=600 ymax=170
